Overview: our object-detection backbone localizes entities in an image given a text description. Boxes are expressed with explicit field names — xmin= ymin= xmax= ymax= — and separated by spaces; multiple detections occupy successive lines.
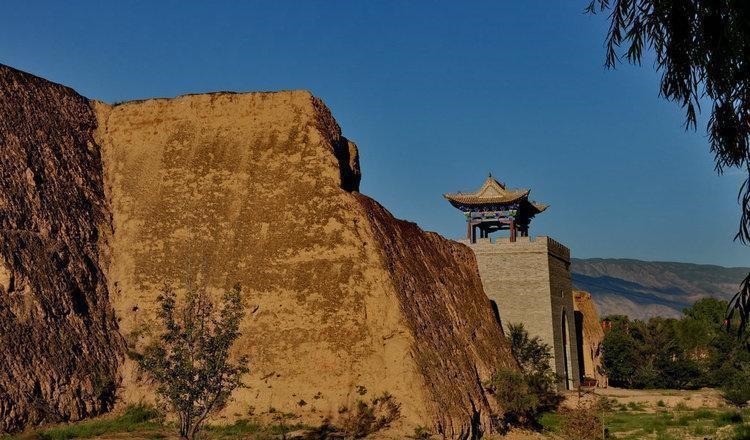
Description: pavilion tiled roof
xmin=444 ymin=176 xmax=529 ymax=205
xmin=444 ymin=175 xmax=548 ymax=214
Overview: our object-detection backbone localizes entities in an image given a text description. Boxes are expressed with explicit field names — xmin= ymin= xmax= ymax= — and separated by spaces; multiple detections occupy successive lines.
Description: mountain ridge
xmin=575 ymin=257 xmax=748 ymax=271
xmin=571 ymin=257 xmax=748 ymax=319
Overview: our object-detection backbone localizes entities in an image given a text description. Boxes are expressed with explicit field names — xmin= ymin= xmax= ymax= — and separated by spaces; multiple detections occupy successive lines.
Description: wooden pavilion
xmin=444 ymin=174 xmax=548 ymax=243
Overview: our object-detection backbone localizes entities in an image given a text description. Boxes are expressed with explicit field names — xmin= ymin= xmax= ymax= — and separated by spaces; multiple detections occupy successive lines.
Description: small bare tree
xmin=135 ymin=284 xmax=249 ymax=440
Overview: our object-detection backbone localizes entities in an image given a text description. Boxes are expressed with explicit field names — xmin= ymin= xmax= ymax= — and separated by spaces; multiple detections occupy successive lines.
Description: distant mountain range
xmin=571 ymin=258 xmax=749 ymax=320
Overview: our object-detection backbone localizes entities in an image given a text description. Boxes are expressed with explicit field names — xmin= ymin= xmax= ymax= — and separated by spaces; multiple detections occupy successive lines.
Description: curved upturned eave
xmin=442 ymin=190 xmax=529 ymax=206
xmin=444 ymin=194 xmax=548 ymax=216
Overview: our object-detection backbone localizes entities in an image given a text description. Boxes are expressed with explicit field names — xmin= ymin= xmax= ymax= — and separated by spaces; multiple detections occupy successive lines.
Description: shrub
xmin=338 ymin=392 xmax=401 ymax=438
xmin=732 ymin=423 xmax=750 ymax=440
xmin=487 ymin=323 xmax=563 ymax=427
xmin=486 ymin=368 xmax=540 ymax=425
xmin=722 ymin=371 xmax=750 ymax=407
xmin=407 ymin=426 xmax=435 ymax=439
xmin=132 ymin=284 xmax=249 ymax=440
xmin=506 ymin=323 xmax=562 ymax=411
xmin=508 ymin=322 xmax=553 ymax=373
xmin=557 ymin=405 xmax=604 ymax=440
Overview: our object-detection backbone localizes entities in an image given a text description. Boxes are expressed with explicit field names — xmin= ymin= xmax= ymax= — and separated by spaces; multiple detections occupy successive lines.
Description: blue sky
xmin=2 ymin=1 xmax=747 ymax=267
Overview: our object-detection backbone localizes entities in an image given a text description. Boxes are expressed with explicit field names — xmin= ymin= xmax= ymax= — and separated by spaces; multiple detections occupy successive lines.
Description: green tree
xmin=645 ymin=318 xmax=704 ymax=388
xmin=600 ymin=298 xmax=749 ymax=391
xmin=586 ymin=0 xmax=750 ymax=338
xmin=134 ymin=285 xmax=249 ymax=440
xmin=508 ymin=322 xmax=554 ymax=374
xmin=684 ymin=297 xmax=727 ymax=325
xmin=506 ymin=323 xmax=562 ymax=411
xmin=601 ymin=325 xmax=640 ymax=387
xmin=488 ymin=324 xmax=562 ymax=427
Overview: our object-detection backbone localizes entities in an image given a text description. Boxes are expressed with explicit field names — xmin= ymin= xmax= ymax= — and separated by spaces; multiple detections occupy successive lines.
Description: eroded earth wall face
xmin=357 ymin=196 xmax=516 ymax=438
xmin=573 ymin=290 xmax=606 ymax=385
xmin=94 ymin=92 xmax=438 ymax=431
xmin=0 ymin=65 xmax=124 ymax=432
xmin=95 ymin=92 xmax=514 ymax=438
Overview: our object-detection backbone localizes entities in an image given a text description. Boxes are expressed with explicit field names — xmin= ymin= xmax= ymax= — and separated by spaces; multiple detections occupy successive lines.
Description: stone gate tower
xmin=445 ymin=175 xmax=581 ymax=389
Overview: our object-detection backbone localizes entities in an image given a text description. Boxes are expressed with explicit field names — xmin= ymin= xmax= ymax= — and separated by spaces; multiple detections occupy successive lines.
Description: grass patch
xmin=715 ymin=410 xmax=744 ymax=425
xmin=538 ymin=411 xmax=563 ymax=432
xmin=14 ymin=404 xmax=162 ymax=440
xmin=626 ymin=401 xmax=646 ymax=411
xmin=7 ymin=409 xmax=314 ymax=440
xmin=673 ymin=401 xmax=689 ymax=411
xmin=204 ymin=419 xmax=263 ymax=438
xmin=202 ymin=417 xmax=312 ymax=440
xmin=605 ymin=411 xmax=674 ymax=437
xmin=605 ymin=407 xmax=749 ymax=440
xmin=542 ymin=403 xmax=750 ymax=440
xmin=8 ymin=402 xmax=750 ymax=440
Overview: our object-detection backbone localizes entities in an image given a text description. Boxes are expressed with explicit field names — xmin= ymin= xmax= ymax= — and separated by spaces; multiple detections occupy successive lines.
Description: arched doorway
xmin=561 ymin=310 xmax=574 ymax=390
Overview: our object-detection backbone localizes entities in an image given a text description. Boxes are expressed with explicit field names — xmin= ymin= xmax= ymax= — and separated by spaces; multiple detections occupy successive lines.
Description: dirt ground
xmin=563 ymin=386 xmax=726 ymax=411
xmin=11 ymin=388 xmax=742 ymax=440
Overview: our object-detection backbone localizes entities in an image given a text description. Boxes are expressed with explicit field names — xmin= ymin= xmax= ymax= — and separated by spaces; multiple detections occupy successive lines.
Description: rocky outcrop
xmin=0 ymin=65 xmax=124 ymax=432
xmin=1 ymin=64 xmax=515 ymax=438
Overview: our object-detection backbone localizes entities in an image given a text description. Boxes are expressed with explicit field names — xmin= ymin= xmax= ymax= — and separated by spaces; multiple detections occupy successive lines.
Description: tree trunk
xmin=187 ymin=419 xmax=206 ymax=440
xmin=180 ymin=413 xmax=190 ymax=439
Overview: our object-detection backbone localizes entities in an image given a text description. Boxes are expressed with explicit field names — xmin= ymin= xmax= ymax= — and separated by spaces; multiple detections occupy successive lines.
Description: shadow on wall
xmin=575 ymin=310 xmax=586 ymax=383
xmin=490 ymin=300 xmax=504 ymax=333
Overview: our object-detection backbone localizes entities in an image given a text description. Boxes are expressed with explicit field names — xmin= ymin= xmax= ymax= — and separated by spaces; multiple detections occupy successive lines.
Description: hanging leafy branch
xmin=586 ymin=0 xmax=750 ymax=338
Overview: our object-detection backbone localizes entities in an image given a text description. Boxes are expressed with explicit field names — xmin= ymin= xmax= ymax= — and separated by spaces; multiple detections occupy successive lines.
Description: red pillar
xmin=510 ymin=220 xmax=516 ymax=242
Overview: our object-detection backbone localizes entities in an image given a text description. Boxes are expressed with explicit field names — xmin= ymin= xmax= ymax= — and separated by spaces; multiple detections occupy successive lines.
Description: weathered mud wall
xmin=0 ymin=65 xmax=123 ymax=432
xmin=94 ymin=91 xmax=433 ymax=432
xmin=1 ymin=63 xmax=515 ymax=438
xmin=358 ymin=196 xmax=516 ymax=437
xmin=95 ymin=91 xmax=515 ymax=438
xmin=573 ymin=290 xmax=607 ymax=386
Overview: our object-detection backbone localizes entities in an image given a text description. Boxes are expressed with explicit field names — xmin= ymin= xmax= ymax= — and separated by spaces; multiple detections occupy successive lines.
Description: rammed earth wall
xmin=0 ymin=63 xmax=518 ymax=439
xmin=0 ymin=64 xmax=124 ymax=432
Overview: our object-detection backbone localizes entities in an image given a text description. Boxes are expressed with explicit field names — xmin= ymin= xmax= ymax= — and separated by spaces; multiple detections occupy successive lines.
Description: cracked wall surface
xmin=0 ymin=64 xmax=124 ymax=432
